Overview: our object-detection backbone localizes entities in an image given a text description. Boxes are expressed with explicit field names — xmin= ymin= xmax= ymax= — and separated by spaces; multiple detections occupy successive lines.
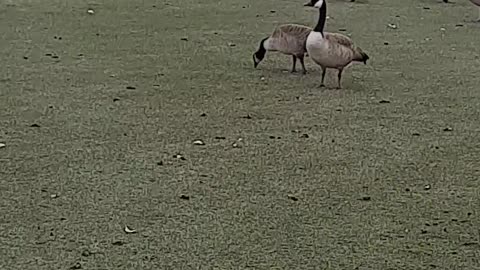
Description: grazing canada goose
xmin=304 ymin=0 xmax=369 ymax=89
xmin=444 ymin=0 xmax=480 ymax=21
xmin=253 ymin=24 xmax=311 ymax=74
xmin=471 ymin=0 xmax=480 ymax=22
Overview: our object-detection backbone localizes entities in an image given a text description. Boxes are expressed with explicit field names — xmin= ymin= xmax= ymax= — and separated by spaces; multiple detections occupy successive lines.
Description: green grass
xmin=1 ymin=0 xmax=479 ymax=269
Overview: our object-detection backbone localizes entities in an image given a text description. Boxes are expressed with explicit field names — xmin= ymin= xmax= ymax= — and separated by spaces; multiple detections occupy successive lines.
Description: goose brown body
xmin=265 ymin=24 xmax=312 ymax=56
xmin=308 ymin=32 xmax=368 ymax=68
xmin=253 ymin=24 xmax=311 ymax=74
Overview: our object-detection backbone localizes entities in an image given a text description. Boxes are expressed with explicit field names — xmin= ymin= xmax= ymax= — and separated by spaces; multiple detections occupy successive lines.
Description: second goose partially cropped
xmin=253 ymin=24 xmax=311 ymax=74
xmin=304 ymin=0 xmax=369 ymax=89
xmin=443 ymin=0 xmax=480 ymax=22
xmin=471 ymin=0 xmax=480 ymax=22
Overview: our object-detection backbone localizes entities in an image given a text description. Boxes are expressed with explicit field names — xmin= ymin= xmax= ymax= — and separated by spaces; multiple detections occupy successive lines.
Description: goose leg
xmin=336 ymin=68 xmax=344 ymax=89
xmin=299 ymin=56 xmax=307 ymax=74
xmin=291 ymin=56 xmax=297 ymax=73
xmin=320 ymin=66 xmax=327 ymax=87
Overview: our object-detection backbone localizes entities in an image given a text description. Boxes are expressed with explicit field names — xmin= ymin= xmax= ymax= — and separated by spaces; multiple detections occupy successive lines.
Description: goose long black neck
xmin=313 ymin=1 xmax=327 ymax=33
xmin=255 ymin=37 xmax=268 ymax=59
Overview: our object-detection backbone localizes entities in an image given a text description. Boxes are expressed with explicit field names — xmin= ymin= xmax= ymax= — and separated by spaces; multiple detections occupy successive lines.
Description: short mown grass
xmin=0 ymin=0 xmax=479 ymax=269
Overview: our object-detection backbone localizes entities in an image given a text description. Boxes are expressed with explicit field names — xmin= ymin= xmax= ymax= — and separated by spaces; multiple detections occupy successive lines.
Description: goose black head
xmin=253 ymin=37 xmax=268 ymax=68
xmin=253 ymin=53 xmax=262 ymax=68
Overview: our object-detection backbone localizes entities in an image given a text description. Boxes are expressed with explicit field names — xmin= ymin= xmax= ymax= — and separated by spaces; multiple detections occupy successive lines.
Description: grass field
xmin=1 ymin=0 xmax=479 ymax=269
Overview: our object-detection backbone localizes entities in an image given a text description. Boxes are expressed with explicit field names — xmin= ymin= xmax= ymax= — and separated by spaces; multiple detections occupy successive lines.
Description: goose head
xmin=253 ymin=37 xmax=268 ymax=68
xmin=252 ymin=53 xmax=263 ymax=68
xmin=304 ymin=0 xmax=324 ymax=8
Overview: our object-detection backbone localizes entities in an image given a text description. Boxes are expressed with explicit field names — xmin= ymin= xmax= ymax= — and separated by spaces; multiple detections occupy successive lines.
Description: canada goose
xmin=253 ymin=24 xmax=311 ymax=74
xmin=471 ymin=0 xmax=480 ymax=21
xmin=445 ymin=0 xmax=480 ymax=21
xmin=304 ymin=0 xmax=369 ymax=89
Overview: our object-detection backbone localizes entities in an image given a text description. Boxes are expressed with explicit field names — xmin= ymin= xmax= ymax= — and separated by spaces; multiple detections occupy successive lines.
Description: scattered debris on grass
xmin=0 ymin=143 xmax=6 ymax=148
xmin=174 ymin=154 xmax=186 ymax=160
xmin=193 ymin=140 xmax=205 ymax=145
xmin=387 ymin=23 xmax=398 ymax=29
xmin=360 ymin=196 xmax=371 ymax=201
xmin=300 ymin=134 xmax=309 ymax=139
xmin=30 ymin=123 xmax=40 ymax=127
xmin=443 ymin=127 xmax=453 ymax=132
xmin=215 ymin=136 xmax=226 ymax=140
xmin=227 ymin=42 xmax=236 ymax=47
xmin=70 ymin=262 xmax=82 ymax=269
xmin=156 ymin=161 xmax=163 ymax=166
xmin=112 ymin=240 xmax=125 ymax=246
xmin=180 ymin=195 xmax=190 ymax=200
xmin=287 ymin=195 xmax=298 ymax=201
xmin=242 ymin=114 xmax=252 ymax=119
xmin=113 ymin=98 xmax=120 ymax=102
xmin=124 ymin=225 xmax=137 ymax=234
xmin=180 ymin=37 xmax=188 ymax=41
xmin=412 ymin=132 xmax=420 ymax=136
xmin=200 ymin=112 xmax=207 ymax=117
xmin=87 ymin=9 xmax=94 ymax=15
xmin=126 ymin=86 xmax=136 ymax=90
xmin=424 ymin=184 xmax=431 ymax=190
xmin=232 ymin=138 xmax=243 ymax=148
xmin=379 ymin=99 xmax=390 ymax=104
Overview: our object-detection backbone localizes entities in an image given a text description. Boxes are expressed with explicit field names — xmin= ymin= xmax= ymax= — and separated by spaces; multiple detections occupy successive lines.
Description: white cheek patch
xmin=314 ymin=0 xmax=323 ymax=8
xmin=263 ymin=38 xmax=270 ymax=50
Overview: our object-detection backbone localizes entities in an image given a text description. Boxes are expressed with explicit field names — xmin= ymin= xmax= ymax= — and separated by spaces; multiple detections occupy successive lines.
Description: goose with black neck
xmin=304 ymin=0 xmax=369 ymax=89
xmin=252 ymin=24 xmax=312 ymax=74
